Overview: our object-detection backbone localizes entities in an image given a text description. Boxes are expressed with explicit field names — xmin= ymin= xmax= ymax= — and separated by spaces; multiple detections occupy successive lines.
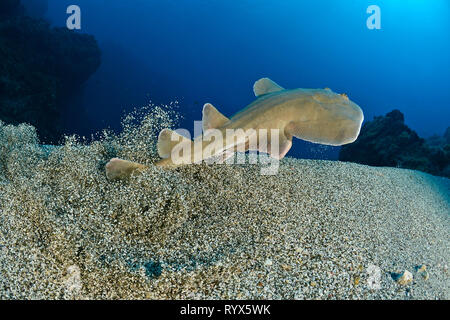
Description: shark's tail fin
xmin=157 ymin=129 xmax=192 ymax=159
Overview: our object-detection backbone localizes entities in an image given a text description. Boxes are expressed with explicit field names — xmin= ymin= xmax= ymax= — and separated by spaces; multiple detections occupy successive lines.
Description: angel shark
xmin=105 ymin=78 xmax=364 ymax=180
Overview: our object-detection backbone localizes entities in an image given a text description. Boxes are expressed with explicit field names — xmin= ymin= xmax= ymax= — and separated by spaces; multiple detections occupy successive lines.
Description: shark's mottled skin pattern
xmin=106 ymin=78 xmax=364 ymax=180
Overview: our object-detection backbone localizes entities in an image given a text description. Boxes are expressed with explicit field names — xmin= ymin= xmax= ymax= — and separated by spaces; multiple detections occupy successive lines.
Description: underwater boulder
xmin=21 ymin=0 xmax=47 ymax=19
xmin=0 ymin=0 xmax=101 ymax=142
xmin=339 ymin=110 xmax=449 ymax=178
xmin=444 ymin=127 xmax=450 ymax=145
xmin=0 ymin=0 xmax=23 ymax=18
xmin=427 ymin=126 xmax=450 ymax=147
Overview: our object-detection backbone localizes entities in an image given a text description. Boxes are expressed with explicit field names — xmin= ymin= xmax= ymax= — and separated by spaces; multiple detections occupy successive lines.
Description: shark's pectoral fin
xmin=268 ymin=138 xmax=292 ymax=160
xmin=202 ymin=103 xmax=230 ymax=131
xmin=285 ymin=120 xmax=352 ymax=146
xmin=253 ymin=78 xmax=285 ymax=97
xmin=258 ymin=132 xmax=292 ymax=160
xmin=157 ymin=128 xmax=192 ymax=159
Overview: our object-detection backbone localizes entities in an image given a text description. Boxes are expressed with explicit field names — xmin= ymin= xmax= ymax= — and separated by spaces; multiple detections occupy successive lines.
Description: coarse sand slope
xmin=0 ymin=108 xmax=448 ymax=300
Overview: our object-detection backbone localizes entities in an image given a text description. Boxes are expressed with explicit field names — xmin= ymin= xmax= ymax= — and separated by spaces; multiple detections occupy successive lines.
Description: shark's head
xmin=286 ymin=88 xmax=364 ymax=146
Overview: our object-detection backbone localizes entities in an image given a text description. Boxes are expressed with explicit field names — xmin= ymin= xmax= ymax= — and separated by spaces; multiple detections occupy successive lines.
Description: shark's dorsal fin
xmin=202 ymin=103 xmax=230 ymax=131
xmin=253 ymin=78 xmax=284 ymax=97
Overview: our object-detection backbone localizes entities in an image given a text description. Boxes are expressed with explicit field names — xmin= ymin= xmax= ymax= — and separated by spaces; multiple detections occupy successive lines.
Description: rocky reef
xmin=21 ymin=0 xmax=48 ymax=19
xmin=339 ymin=109 xmax=450 ymax=178
xmin=0 ymin=0 xmax=100 ymax=142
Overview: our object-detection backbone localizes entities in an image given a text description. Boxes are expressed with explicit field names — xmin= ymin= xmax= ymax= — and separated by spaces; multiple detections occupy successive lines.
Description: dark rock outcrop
xmin=0 ymin=0 xmax=100 ymax=142
xmin=0 ymin=0 xmax=24 ymax=18
xmin=21 ymin=0 xmax=48 ymax=19
xmin=443 ymin=127 xmax=450 ymax=145
xmin=339 ymin=110 xmax=450 ymax=178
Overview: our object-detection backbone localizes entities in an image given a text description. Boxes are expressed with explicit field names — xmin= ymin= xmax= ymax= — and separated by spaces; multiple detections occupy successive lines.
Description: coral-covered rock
xmin=339 ymin=110 xmax=450 ymax=178
xmin=0 ymin=0 xmax=100 ymax=142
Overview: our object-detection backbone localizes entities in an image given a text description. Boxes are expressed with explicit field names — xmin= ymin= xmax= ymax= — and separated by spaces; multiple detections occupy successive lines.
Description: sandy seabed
xmin=0 ymin=108 xmax=449 ymax=300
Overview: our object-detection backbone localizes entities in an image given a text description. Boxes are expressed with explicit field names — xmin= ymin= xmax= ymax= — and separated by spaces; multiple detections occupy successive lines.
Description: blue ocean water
xmin=43 ymin=0 xmax=449 ymax=159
